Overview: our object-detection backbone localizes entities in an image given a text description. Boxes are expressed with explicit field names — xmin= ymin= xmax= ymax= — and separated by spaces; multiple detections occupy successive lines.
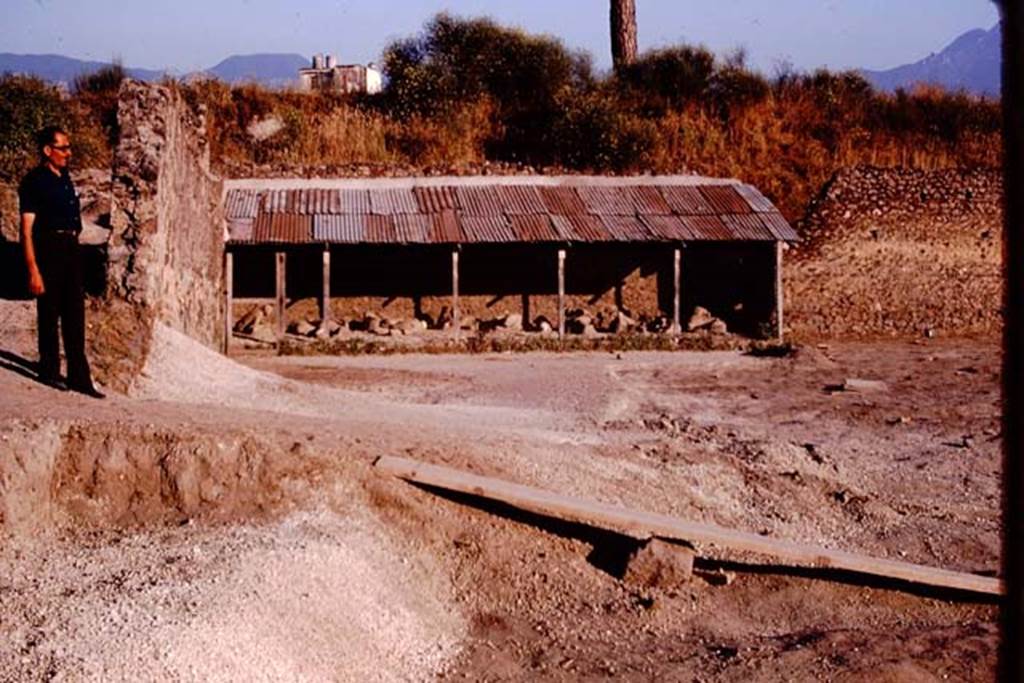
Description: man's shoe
xmin=38 ymin=375 xmax=68 ymax=391
xmin=72 ymin=384 xmax=105 ymax=399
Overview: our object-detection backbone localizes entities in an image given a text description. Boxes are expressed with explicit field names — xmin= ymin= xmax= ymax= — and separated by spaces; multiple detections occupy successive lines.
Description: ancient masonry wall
xmin=92 ymin=80 xmax=224 ymax=390
xmin=786 ymin=166 xmax=1003 ymax=339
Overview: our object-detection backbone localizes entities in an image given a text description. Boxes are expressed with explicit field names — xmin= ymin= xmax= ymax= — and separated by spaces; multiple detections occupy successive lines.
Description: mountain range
xmin=0 ymin=52 xmax=310 ymax=89
xmin=0 ymin=23 xmax=1003 ymax=97
xmin=860 ymin=23 xmax=1001 ymax=97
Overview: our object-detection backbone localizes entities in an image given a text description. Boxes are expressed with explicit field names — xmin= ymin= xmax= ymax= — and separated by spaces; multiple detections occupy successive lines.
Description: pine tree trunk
xmin=610 ymin=0 xmax=638 ymax=69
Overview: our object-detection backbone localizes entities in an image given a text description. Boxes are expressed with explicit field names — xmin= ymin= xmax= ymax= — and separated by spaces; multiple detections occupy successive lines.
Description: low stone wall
xmin=786 ymin=166 xmax=1003 ymax=339
xmin=91 ymin=80 xmax=224 ymax=390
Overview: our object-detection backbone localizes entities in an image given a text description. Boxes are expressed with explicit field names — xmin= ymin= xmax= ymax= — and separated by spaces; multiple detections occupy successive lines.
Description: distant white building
xmin=298 ymin=53 xmax=382 ymax=94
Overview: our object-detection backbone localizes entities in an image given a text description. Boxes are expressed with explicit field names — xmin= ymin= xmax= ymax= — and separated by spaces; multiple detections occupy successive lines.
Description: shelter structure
xmin=221 ymin=176 xmax=798 ymax=347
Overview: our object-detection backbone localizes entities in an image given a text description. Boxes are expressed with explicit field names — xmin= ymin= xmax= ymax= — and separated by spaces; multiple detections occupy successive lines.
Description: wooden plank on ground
xmin=374 ymin=455 xmax=1003 ymax=596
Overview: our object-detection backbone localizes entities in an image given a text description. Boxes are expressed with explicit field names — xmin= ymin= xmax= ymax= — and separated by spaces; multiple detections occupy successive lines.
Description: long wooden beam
xmin=557 ymin=248 xmax=566 ymax=339
xmin=275 ymin=251 xmax=286 ymax=340
xmin=375 ymin=455 xmax=1002 ymax=596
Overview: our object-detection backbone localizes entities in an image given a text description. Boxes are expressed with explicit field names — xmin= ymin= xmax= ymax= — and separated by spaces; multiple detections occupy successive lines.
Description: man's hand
xmin=28 ymin=268 xmax=44 ymax=296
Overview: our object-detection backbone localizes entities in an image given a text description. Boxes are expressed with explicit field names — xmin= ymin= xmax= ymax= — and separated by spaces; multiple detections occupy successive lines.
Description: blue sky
xmin=2 ymin=0 xmax=1000 ymax=74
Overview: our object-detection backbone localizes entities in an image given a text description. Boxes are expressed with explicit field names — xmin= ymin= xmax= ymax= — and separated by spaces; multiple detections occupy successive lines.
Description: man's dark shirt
xmin=18 ymin=165 xmax=82 ymax=236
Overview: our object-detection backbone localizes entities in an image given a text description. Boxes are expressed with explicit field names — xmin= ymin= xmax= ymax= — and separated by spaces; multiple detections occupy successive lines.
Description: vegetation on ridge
xmin=0 ymin=13 xmax=1001 ymax=219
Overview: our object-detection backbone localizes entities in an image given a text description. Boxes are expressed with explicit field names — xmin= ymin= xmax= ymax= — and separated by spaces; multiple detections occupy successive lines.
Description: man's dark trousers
xmin=35 ymin=232 xmax=91 ymax=387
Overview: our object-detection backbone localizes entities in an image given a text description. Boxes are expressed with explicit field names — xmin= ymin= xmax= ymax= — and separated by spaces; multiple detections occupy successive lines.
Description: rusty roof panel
xmin=414 ymin=186 xmax=457 ymax=213
xmin=314 ymin=214 xmax=365 ymax=243
xmin=392 ymin=214 xmax=431 ymax=243
xmin=759 ymin=212 xmax=800 ymax=241
xmin=225 ymin=190 xmax=259 ymax=219
xmin=626 ymin=186 xmax=672 ymax=215
xmin=600 ymin=215 xmax=651 ymax=241
xmin=455 ymin=186 xmax=503 ymax=216
xmin=661 ymin=186 xmax=715 ymax=215
xmin=461 ymin=215 xmax=516 ymax=242
xmin=254 ymin=213 xmax=312 ymax=243
xmin=735 ymin=184 xmax=776 ymax=213
xmin=550 ymin=215 xmax=608 ymax=241
xmin=679 ymin=215 xmax=733 ymax=241
xmin=699 ymin=185 xmax=751 ymax=214
xmin=510 ymin=214 xmax=559 ymax=242
xmin=364 ymin=215 xmax=396 ymax=243
xmin=428 ymin=211 xmax=463 ymax=243
xmin=721 ymin=213 xmax=773 ymax=240
xmin=539 ymin=186 xmax=587 ymax=215
xmin=369 ymin=188 xmax=418 ymax=215
xmin=497 ymin=185 xmax=545 ymax=214
xmin=226 ymin=218 xmax=254 ymax=242
xmin=640 ymin=215 xmax=694 ymax=241
xmin=577 ymin=186 xmax=636 ymax=215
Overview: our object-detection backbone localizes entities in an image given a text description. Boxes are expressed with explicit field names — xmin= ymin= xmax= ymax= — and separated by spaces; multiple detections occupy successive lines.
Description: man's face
xmin=43 ymin=132 xmax=72 ymax=170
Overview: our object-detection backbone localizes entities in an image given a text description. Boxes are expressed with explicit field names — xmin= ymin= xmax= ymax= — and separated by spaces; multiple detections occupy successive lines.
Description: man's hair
xmin=36 ymin=125 xmax=68 ymax=154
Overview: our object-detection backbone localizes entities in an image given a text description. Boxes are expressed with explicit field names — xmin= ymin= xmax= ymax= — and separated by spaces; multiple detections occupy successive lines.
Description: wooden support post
xmin=223 ymin=250 xmax=233 ymax=355
xmin=451 ymin=248 xmax=460 ymax=337
xmin=557 ymin=249 xmax=566 ymax=339
xmin=321 ymin=246 xmax=331 ymax=321
xmin=774 ymin=241 xmax=784 ymax=342
xmin=275 ymin=251 xmax=286 ymax=340
xmin=672 ymin=246 xmax=682 ymax=334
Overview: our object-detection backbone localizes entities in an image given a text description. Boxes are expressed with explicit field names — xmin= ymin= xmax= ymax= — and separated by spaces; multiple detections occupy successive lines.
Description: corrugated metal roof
xmin=661 ymin=186 xmax=715 ymax=215
xmin=497 ymin=185 xmax=545 ymax=214
xmin=461 ymin=215 xmax=516 ymax=242
xmin=456 ymin=186 xmax=504 ymax=216
xmin=414 ymin=186 xmax=456 ymax=213
xmin=230 ymin=181 xmax=798 ymax=245
xmin=539 ymin=187 xmax=587 ymax=216
xmin=253 ymin=213 xmax=312 ymax=243
xmin=735 ymin=184 xmax=775 ymax=213
xmin=365 ymin=215 xmax=395 ymax=242
xmin=600 ymin=215 xmax=652 ymax=241
xmin=627 ymin=186 xmax=672 ymax=215
xmin=369 ymin=188 xmax=418 ymax=215
xmin=551 ymin=215 xmax=610 ymax=241
xmin=510 ymin=214 xmax=559 ymax=242
xmin=314 ymin=214 xmax=365 ymax=243
xmin=339 ymin=189 xmax=370 ymax=214
xmin=225 ymin=190 xmax=259 ymax=219
xmin=429 ymin=211 xmax=463 ymax=243
xmin=759 ymin=212 xmax=801 ymax=241
xmin=721 ymin=214 xmax=773 ymax=240
xmin=699 ymin=185 xmax=751 ymax=214
xmin=577 ymin=186 xmax=636 ymax=215
xmin=679 ymin=215 xmax=734 ymax=241
xmin=640 ymin=215 xmax=693 ymax=241
xmin=392 ymin=214 xmax=431 ymax=243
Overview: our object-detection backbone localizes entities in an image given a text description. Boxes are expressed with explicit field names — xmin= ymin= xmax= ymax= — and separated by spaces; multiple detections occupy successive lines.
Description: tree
xmin=610 ymin=0 xmax=638 ymax=70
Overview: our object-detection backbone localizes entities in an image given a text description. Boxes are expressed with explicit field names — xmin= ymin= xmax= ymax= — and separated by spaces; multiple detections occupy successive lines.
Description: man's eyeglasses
xmin=49 ymin=144 xmax=72 ymax=152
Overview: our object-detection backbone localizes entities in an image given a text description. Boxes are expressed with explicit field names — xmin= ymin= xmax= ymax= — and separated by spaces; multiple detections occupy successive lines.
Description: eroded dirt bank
xmin=0 ymin=322 xmax=1001 ymax=680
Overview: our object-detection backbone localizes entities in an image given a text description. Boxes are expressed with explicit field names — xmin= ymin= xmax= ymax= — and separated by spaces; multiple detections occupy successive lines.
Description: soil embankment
xmin=787 ymin=165 xmax=1002 ymax=340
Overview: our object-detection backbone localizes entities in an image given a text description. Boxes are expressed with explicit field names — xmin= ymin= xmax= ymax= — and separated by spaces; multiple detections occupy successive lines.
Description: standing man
xmin=18 ymin=125 xmax=104 ymax=399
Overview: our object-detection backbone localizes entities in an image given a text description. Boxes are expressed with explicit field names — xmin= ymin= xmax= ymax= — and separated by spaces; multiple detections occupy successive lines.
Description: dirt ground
xmin=0 ymin=303 xmax=1002 ymax=681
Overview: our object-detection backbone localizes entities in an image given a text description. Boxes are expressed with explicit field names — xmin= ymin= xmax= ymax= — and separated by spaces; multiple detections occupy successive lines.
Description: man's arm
xmin=21 ymin=212 xmax=44 ymax=296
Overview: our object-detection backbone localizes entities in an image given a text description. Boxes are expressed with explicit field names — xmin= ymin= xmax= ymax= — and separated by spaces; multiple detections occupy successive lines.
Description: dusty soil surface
xmin=0 ymin=302 xmax=1001 ymax=680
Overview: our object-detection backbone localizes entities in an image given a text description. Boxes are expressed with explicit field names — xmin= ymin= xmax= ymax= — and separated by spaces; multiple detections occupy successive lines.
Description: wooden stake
xmin=557 ymin=249 xmax=566 ymax=339
xmin=275 ymin=250 xmax=286 ymax=340
xmin=375 ymin=456 xmax=1003 ymax=597
xmin=223 ymin=250 xmax=233 ymax=355
xmin=452 ymin=248 xmax=460 ymax=337
xmin=775 ymin=241 xmax=784 ymax=342
xmin=672 ymin=246 xmax=682 ymax=334
xmin=321 ymin=246 xmax=331 ymax=321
